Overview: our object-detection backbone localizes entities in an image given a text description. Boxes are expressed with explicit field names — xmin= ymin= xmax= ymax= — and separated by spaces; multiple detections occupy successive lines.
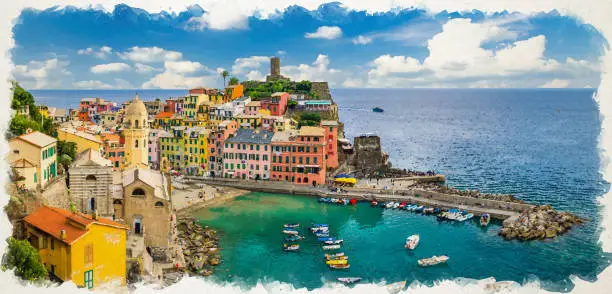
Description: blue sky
xmin=10 ymin=3 xmax=606 ymax=89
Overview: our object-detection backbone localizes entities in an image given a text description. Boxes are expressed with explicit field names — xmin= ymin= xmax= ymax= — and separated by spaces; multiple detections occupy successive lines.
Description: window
xmin=51 ymin=239 xmax=55 ymax=250
xmin=84 ymin=270 xmax=94 ymax=289
xmin=84 ymin=243 xmax=94 ymax=265
xmin=132 ymin=188 xmax=145 ymax=196
xmin=155 ymin=201 xmax=164 ymax=207
xmin=135 ymin=140 xmax=139 ymax=148
xmin=314 ymin=157 xmax=318 ymax=164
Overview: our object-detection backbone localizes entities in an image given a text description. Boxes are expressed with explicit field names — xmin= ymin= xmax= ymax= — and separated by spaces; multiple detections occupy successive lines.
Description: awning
xmin=334 ymin=178 xmax=357 ymax=184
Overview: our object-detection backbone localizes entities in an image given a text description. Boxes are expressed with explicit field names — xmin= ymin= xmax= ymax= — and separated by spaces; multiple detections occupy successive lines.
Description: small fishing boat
xmin=437 ymin=211 xmax=449 ymax=220
xmin=445 ymin=209 xmax=461 ymax=220
xmin=414 ymin=205 xmax=424 ymax=213
xmin=314 ymin=232 xmax=330 ymax=237
xmin=386 ymin=281 xmax=406 ymax=294
xmin=423 ymin=207 xmax=435 ymax=214
xmin=326 ymin=255 xmax=348 ymax=261
xmin=283 ymin=230 xmax=299 ymax=235
xmin=318 ymin=197 xmax=329 ymax=203
xmin=349 ymin=198 xmax=357 ymax=205
xmin=372 ymin=107 xmax=384 ymax=113
xmin=418 ymin=255 xmax=449 ymax=267
xmin=337 ymin=277 xmax=362 ymax=284
xmin=392 ymin=202 xmax=400 ymax=209
xmin=318 ymin=237 xmax=334 ymax=242
xmin=284 ymin=235 xmax=304 ymax=242
xmin=379 ymin=202 xmax=387 ymax=208
xmin=386 ymin=202 xmax=395 ymax=209
xmin=283 ymin=244 xmax=300 ymax=251
xmin=312 ymin=223 xmax=329 ymax=228
xmin=371 ymin=200 xmax=378 ymax=207
xmin=329 ymin=263 xmax=350 ymax=269
xmin=322 ymin=244 xmax=341 ymax=250
xmin=480 ymin=213 xmax=491 ymax=226
xmin=325 ymin=252 xmax=345 ymax=259
xmin=433 ymin=208 xmax=441 ymax=214
xmin=283 ymin=223 xmax=299 ymax=228
xmin=326 ymin=259 xmax=348 ymax=265
xmin=405 ymin=234 xmax=420 ymax=250
xmin=399 ymin=202 xmax=407 ymax=209
xmin=456 ymin=212 xmax=474 ymax=222
xmin=324 ymin=239 xmax=344 ymax=245
xmin=311 ymin=227 xmax=329 ymax=233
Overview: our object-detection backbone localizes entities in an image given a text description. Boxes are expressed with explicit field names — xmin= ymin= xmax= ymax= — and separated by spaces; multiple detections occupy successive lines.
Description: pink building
xmin=321 ymin=120 xmax=339 ymax=168
xmin=148 ymin=129 xmax=167 ymax=170
xmin=261 ymin=92 xmax=289 ymax=116
xmin=208 ymin=120 xmax=239 ymax=177
xmin=223 ymin=129 xmax=273 ymax=180
xmin=245 ymin=101 xmax=261 ymax=115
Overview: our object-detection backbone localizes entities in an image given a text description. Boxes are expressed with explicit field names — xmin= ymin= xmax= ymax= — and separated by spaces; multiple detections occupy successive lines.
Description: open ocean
xmin=30 ymin=88 xmax=611 ymax=291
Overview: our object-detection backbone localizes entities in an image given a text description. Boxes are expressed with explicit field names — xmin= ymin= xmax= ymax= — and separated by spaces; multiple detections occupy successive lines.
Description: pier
xmin=181 ymin=177 xmax=533 ymax=220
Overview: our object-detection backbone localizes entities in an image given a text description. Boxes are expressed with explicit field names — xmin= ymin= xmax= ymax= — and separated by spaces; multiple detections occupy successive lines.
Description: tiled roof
xmin=272 ymin=92 xmax=288 ymax=97
xmin=225 ymin=129 xmax=273 ymax=145
xmin=71 ymin=148 xmax=112 ymax=167
xmin=299 ymin=126 xmax=325 ymax=137
xmin=12 ymin=131 xmax=57 ymax=148
xmin=24 ymin=206 xmax=127 ymax=245
xmin=246 ymin=101 xmax=261 ymax=107
xmin=154 ymin=112 xmax=174 ymax=119
xmin=320 ymin=120 xmax=339 ymax=126
xmin=271 ymin=130 xmax=298 ymax=142
xmin=122 ymin=168 xmax=169 ymax=200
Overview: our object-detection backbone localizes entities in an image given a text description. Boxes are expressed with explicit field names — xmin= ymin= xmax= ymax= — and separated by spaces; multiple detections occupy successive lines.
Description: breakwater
xmin=183 ymin=177 xmax=532 ymax=220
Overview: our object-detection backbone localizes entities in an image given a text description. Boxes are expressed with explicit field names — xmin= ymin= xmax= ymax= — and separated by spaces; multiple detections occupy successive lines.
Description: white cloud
xmin=232 ymin=56 xmax=269 ymax=74
xmin=134 ymin=63 xmax=159 ymax=74
xmin=277 ymin=50 xmax=287 ymax=55
xmin=245 ymin=70 xmax=265 ymax=81
xmin=281 ymin=54 xmax=344 ymax=86
xmin=305 ymin=26 xmax=342 ymax=40
xmin=12 ymin=58 xmax=71 ymax=89
xmin=164 ymin=60 xmax=205 ymax=74
xmin=368 ymin=55 xmax=422 ymax=77
xmin=352 ymin=35 xmax=372 ymax=45
xmin=185 ymin=7 xmax=249 ymax=31
xmin=216 ymin=68 xmax=226 ymax=75
xmin=142 ymin=58 xmax=216 ymax=89
xmin=539 ymin=79 xmax=570 ymax=88
xmin=73 ymin=80 xmax=112 ymax=89
xmin=78 ymin=46 xmax=113 ymax=59
xmin=119 ymin=46 xmax=182 ymax=63
xmin=90 ymin=62 xmax=131 ymax=74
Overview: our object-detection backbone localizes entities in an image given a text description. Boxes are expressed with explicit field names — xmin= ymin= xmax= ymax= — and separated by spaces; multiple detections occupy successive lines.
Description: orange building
xmin=270 ymin=127 xmax=327 ymax=185
xmin=224 ymin=85 xmax=244 ymax=103
xmin=321 ymin=120 xmax=339 ymax=169
xmin=100 ymin=133 xmax=124 ymax=170
xmin=190 ymin=87 xmax=218 ymax=96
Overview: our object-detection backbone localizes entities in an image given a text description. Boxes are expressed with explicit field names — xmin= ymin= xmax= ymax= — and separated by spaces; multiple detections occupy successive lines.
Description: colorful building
xmin=232 ymin=114 xmax=263 ymax=129
xmin=57 ymin=128 xmax=102 ymax=153
xmin=8 ymin=131 xmax=58 ymax=189
xmin=260 ymin=92 xmax=289 ymax=116
xmin=208 ymin=120 xmax=238 ymax=177
xmin=223 ymin=129 xmax=272 ymax=179
xmin=321 ymin=120 xmax=339 ymax=169
xmin=245 ymin=101 xmax=261 ymax=115
xmin=122 ymin=95 xmax=149 ymax=169
xmin=148 ymin=129 xmax=167 ymax=170
xmin=23 ymin=206 xmax=127 ymax=289
xmin=99 ymin=133 xmax=125 ymax=170
xmin=189 ymin=87 xmax=218 ymax=96
xmin=182 ymin=94 xmax=210 ymax=119
xmin=224 ymin=84 xmax=244 ymax=102
xmin=159 ymin=126 xmax=209 ymax=175
xmin=270 ymin=127 xmax=327 ymax=185
xmin=164 ymin=98 xmax=183 ymax=114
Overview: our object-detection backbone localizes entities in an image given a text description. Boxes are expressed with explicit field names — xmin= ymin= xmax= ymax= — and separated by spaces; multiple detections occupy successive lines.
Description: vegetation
xmin=1 ymin=237 xmax=47 ymax=281
xmin=57 ymin=140 xmax=77 ymax=172
xmin=8 ymin=82 xmax=54 ymax=138
xmin=243 ymin=79 xmax=319 ymax=100
xmin=297 ymin=113 xmax=321 ymax=127
xmin=287 ymin=99 xmax=298 ymax=109
xmin=229 ymin=77 xmax=239 ymax=86
xmin=221 ymin=70 xmax=229 ymax=87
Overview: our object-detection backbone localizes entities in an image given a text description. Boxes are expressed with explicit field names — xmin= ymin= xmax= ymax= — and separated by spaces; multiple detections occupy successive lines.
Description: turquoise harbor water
xmin=31 ymin=88 xmax=611 ymax=291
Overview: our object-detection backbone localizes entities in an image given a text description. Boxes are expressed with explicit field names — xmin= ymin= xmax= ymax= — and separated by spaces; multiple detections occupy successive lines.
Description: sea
xmin=30 ymin=88 xmax=611 ymax=292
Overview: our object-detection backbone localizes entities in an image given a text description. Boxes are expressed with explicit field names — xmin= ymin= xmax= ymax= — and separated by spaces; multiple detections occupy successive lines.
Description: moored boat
xmin=371 ymin=200 xmax=379 ymax=207
xmin=329 ymin=263 xmax=350 ymax=269
xmin=480 ymin=213 xmax=491 ymax=226
xmin=325 ymin=252 xmax=345 ymax=258
xmin=399 ymin=202 xmax=407 ymax=209
xmin=324 ymin=239 xmax=344 ymax=245
xmin=405 ymin=234 xmax=420 ymax=250
xmin=423 ymin=207 xmax=435 ymax=214
xmin=283 ymin=229 xmax=299 ymax=235
xmin=284 ymin=235 xmax=304 ymax=242
xmin=414 ymin=205 xmax=424 ymax=213
xmin=322 ymin=244 xmax=341 ymax=250
xmin=284 ymin=223 xmax=299 ymax=228
xmin=386 ymin=202 xmax=395 ymax=209
xmin=283 ymin=244 xmax=300 ymax=251
xmin=314 ymin=232 xmax=330 ymax=237
xmin=326 ymin=255 xmax=348 ymax=261
xmin=318 ymin=237 xmax=334 ymax=242
xmin=418 ymin=255 xmax=449 ymax=267
xmin=312 ymin=223 xmax=329 ymax=228
xmin=372 ymin=107 xmax=384 ymax=113
xmin=456 ymin=212 xmax=474 ymax=222
xmin=337 ymin=277 xmax=362 ymax=284
xmin=326 ymin=259 xmax=348 ymax=265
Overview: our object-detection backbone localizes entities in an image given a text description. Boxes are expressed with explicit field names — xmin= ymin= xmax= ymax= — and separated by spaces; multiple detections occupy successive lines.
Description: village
xmin=3 ymin=57 xmax=582 ymax=290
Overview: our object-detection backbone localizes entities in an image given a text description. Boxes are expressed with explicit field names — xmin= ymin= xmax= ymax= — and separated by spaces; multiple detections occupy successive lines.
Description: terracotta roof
xmin=299 ymin=126 xmax=325 ymax=137
xmin=246 ymin=101 xmax=261 ymax=107
xmin=12 ymin=131 xmax=57 ymax=148
xmin=154 ymin=112 xmax=174 ymax=119
xmin=320 ymin=120 xmax=339 ymax=127
xmin=24 ymin=206 xmax=127 ymax=245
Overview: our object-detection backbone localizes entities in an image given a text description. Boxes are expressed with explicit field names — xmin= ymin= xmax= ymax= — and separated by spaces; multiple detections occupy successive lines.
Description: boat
xmin=326 ymin=255 xmax=348 ymax=261
xmin=318 ymin=197 xmax=329 ymax=203
xmin=399 ymin=202 xmax=407 ymax=209
xmin=392 ymin=202 xmax=400 ymax=209
xmin=445 ymin=209 xmax=461 ymax=220
xmin=385 ymin=202 xmax=395 ymax=209
xmin=324 ymin=239 xmax=344 ymax=245
xmin=371 ymin=200 xmax=378 ymax=207
xmin=437 ymin=211 xmax=449 ymax=220
xmin=326 ymin=259 xmax=348 ymax=265
xmin=322 ymin=244 xmax=341 ymax=250
xmin=283 ymin=230 xmax=299 ymax=235
xmin=314 ymin=232 xmax=330 ymax=237
xmin=310 ymin=227 xmax=329 ymax=233
xmin=284 ymin=235 xmax=304 ymax=242
xmin=318 ymin=237 xmax=334 ymax=242
xmin=312 ymin=223 xmax=329 ymax=228
xmin=329 ymin=263 xmax=350 ymax=269
xmin=417 ymin=255 xmax=449 ymax=267
xmin=433 ymin=208 xmax=441 ymax=214
xmin=423 ymin=207 xmax=435 ymax=214
xmin=349 ymin=198 xmax=357 ymax=205
xmin=386 ymin=281 xmax=406 ymax=294
xmin=372 ymin=107 xmax=384 ymax=113
xmin=325 ymin=252 xmax=345 ymax=258
xmin=480 ymin=213 xmax=491 ymax=226
xmin=283 ymin=223 xmax=299 ymax=228
xmin=378 ymin=202 xmax=387 ymax=208
xmin=456 ymin=212 xmax=474 ymax=222
xmin=414 ymin=205 xmax=424 ymax=213
xmin=337 ymin=277 xmax=362 ymax=284
xmin=405 ymin=234 xmax=420 ymax=250
xmin=283 ymin=244 xmax=300 ymax=251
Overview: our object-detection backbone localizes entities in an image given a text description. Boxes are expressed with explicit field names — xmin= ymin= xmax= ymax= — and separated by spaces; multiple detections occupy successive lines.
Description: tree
xmin=296 ymin=80 xmax=312 ymax=93
xmin=298 ymin=112 xmax=321 ymax=127
xmin=229 ymin=77 xmax=239 ymax=86
xmin=221 ymin=70 xmax=229 ymax=87
xmin=57 ymin=140 xmax=77 ymax=173
xmin=8 ymin=115 xmax=41 ymax=138
xmin=287 ymin=100 xmax=298 ymax=109
xmin=1 ymin=237 xmax=47 ymax=281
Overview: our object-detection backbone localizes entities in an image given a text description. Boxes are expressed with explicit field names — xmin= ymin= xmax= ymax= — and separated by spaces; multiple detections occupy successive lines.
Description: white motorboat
xmin=322 ymin=244 xmax=341 ymax=250
xmin=324 ymin=239 xmax=344 ymax=245
xmin=325 ymin=252 xmax=345 ymax=259
xmin=283 ymin=229 xmax=299 ymax=235
xmin=392 ymin=202 xmax=400 ymax=209
xmin=405 ymin=234 xmax=420 ymax=250
xmin=456 ymin=213 xmax=474 ymax=222
xmin=418 ymin=255 xmax=449 ymax=267
xmin=386 ymin=202 xmax=395 ymax=209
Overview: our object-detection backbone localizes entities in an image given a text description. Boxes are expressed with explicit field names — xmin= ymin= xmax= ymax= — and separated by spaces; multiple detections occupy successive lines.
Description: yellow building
xmin=159 ymin=126 xmax=209 ymax=175
xmin=8 ymin=131 xmax=58 ymax=189
xmin=24 ymin=206 xmax=127 ymax=289
xmin=57 ymin=128 xmax=102 ymax=153
xmin=183 ymin=94 xmax=210 ymax=119
xmin=123 ymin=94 xmax=149 ymax=169
xmin=232 ymin=114 xmax=263 ymax=129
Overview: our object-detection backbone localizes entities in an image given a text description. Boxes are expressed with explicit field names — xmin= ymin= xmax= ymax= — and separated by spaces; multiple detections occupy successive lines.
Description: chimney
xmin=60 ymin=230 xmax=67 ymax=241
xmin=92 ymin=209 xmax=99 ymax=220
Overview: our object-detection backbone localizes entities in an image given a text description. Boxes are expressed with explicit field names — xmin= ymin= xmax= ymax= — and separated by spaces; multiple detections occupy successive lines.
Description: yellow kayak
xmin=325 ymin=255 xmax=348 ymax=261
xmin=326 ymin=259 xmax=348 ymax=265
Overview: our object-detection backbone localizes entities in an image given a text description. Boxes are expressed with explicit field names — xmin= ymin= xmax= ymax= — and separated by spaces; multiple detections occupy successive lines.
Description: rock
xmin=499 ymin=205 xmax=581 ymax=241
xmin=545 ymin=229 xmax=557 ymax=238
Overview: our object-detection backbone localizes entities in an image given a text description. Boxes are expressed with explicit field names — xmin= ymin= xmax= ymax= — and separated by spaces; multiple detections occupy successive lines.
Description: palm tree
xmin=221 ymin=70 xmax=229 ymax=87
xmin=229 ymin=76 xmax=239 ymax=86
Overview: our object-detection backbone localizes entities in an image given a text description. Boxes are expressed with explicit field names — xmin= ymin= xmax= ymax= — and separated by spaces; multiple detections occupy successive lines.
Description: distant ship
xmin=373 ymin=107 xmax=384 ymax=113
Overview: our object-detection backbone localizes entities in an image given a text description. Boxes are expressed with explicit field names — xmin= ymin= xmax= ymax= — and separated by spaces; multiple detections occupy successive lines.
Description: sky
xmin=9 ymin=3 xmax=607 ymax=90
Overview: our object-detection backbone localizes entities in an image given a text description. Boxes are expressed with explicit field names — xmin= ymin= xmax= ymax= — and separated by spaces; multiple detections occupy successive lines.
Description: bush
xmin=1 ymin=237 xmax=47 ymax=281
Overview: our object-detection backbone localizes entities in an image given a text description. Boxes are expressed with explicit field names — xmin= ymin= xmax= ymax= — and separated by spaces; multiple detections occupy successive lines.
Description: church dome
xmin=125 ymin=94 xmax=148 ymax=118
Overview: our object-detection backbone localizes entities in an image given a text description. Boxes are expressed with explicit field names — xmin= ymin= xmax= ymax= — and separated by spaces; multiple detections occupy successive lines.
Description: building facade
xmin=8 ymin=131 xmax=58 ymax=189
xmin=260 ymin=92 xmax=289 ymax=116
xmin=223 ymin=129 xmax=273 ymax=179
xmin=122 ymin=95 xmax=149 ymax=168
xmin=321 ymin=120 xmax=339 ymax=169
xmin=270 ymin=127 xmax=327 ymax=185
xmin=69 ymin=148 xmax=117 ymax=217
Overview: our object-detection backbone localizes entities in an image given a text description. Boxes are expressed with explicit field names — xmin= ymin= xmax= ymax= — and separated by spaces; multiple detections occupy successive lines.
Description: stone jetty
xmin=177 ymin=217 xmax=222 ymax=276
xmin=499 ymin=205 xmax=583 ymax=240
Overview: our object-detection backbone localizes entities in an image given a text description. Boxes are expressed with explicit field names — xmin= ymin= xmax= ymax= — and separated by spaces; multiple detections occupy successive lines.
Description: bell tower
xmin=123 ymin=94 xmax=149 ymax=168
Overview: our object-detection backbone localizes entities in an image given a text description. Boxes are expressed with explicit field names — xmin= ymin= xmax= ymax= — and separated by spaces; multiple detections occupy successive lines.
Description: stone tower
xmin=270 ymin=57 xmax=280 ymax=76
xmin=123 ymin=94 xmax=149 ymax=169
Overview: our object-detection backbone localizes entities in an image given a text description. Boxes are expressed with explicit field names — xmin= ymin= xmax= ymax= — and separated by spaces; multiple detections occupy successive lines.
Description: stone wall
xmin=311 ymin=82 xmax=331 ymax=100
xmin=69 ymin=166 xmax=114 ymax=216
xmin=353 ymin=135 xmax=388 ymax=176
xmin=40 ymin=175 xmax=70 ymax=210
xmin=123 ymin=180 xmax=172 ymax=248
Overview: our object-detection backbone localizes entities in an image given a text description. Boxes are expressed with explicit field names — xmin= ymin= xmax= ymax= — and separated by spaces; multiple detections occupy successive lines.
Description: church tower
xmin=123 ymin=94 xmax=149 ymax=169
